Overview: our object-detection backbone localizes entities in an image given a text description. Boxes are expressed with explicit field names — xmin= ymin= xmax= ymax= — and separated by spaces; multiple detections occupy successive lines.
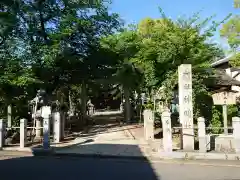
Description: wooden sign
xmin=212 ymin=92 xmax=237 ymax=105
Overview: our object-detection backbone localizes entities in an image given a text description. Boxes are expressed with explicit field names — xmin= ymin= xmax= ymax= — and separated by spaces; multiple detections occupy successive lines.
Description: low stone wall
xmin=214 ymin=134 xmax=235 ymax=153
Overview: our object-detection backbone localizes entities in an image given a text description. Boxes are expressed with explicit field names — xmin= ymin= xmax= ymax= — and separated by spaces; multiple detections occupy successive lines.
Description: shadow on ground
xmin=52 ymin=141 xmax=148 ymax=157
xmin=0 ymin=144 xmax=160 ymax=180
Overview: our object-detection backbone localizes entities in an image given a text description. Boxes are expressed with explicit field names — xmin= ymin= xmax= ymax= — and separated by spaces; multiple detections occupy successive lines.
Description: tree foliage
xmin=100 ymin=11 xmax=225 ymax=123
xmin=0 ymin=0 xmax=122 ymax=120
xmin=136 ymin=14 xmax=224 ymax=97
xmin=0 ymin=2 xmax=227 ymax=126
xmin=220 ymin=15 xmax=240 ymax=49
xmin=220 ymin=14 xmax=240 ymax=67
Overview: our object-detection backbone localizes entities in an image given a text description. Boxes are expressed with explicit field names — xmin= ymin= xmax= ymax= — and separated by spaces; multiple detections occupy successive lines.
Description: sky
xmin=109 ymin=0 xmax=240 ymax=53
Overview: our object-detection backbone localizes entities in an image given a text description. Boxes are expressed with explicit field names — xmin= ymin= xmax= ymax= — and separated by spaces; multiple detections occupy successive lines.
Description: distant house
xmin=211 ymin=56 xmax=232 ymax=69
xmin=211 ymin=56 xmax=240 ymax=93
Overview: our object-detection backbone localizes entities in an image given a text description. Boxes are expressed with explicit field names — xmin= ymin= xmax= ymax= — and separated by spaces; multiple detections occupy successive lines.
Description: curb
xmin=150 ymin=159 xmax=240 ymax=168
xmin=0 ymin=150 xmax=33 ymax=157
xmin=159 ymin=151 xmax=240 ymax=161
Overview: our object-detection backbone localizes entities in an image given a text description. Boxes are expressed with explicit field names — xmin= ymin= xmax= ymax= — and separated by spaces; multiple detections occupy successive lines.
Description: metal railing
xmin=6 ymin=126 xmax=44 ymax=130
xmin=205 ymin=127 xmax=233 ymax=135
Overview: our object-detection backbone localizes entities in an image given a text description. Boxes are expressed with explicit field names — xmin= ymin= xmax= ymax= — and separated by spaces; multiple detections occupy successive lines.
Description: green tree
xmin=135 ymin=12 xmax=224 ymax=123
xmin=220 ymin=16 xmax=240 ymax=49
xmin=220 ymin=15 xmax=240 ymax=67
xmin=101 ymin=30 xmax=143 ymax=122
xmin=234 ymin=0 xmax=240 ymax=8
xmin=0 ymin=0 xmax=122 ymax=123
xmin=44 ymin=5 xmax=121 ymax=118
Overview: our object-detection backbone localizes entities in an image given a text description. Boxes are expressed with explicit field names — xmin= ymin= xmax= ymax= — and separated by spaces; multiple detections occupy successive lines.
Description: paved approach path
xmin=55 ymin=123 xmax=160 ymax=157
xmin=0 ymin=156 xmax=240 ymax=180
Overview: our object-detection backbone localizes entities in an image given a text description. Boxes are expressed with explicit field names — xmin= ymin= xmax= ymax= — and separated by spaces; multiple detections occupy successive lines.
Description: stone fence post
xmin=0 ymin=119 xmax=5 ymax=149
xmin=20 ymin=118 xmax=27 ymax=148
xmin=232 ymin=117 xmax=240 ymax=153
xmin=143 ymin=109 xmax=154 ymax=140
xmin=42 ymin=106 xmax=51 ymax=150
xmin=88 ymin=104 xmax=95 ymax=116
xmin=35 ymin=117 xmax=43 ymax=139
xmin=60 ymin=112 xmax=65 ymax=140
xmin=161 ymin=109 xmax=172 ymax=153
xmin=7 ymin=105 xmax=12 ymax=128
xmin=120 ymin=102 xmax=124 ymax=113
xmin=53 ymin=112 xmax=61 ymax=143
xmin=197 ymin=117 xmax=206 ymax=153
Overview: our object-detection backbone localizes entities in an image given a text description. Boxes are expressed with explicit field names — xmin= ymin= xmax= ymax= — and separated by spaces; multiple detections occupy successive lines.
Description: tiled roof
xmin=212 ymin=69 xmax=240 ymax=86
xmin=211 ymin=55 xmax=232 ymax=67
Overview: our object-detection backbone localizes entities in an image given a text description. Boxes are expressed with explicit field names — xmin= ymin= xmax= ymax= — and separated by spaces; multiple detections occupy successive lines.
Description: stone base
xmin=215 ymin=134 xmax=235 ymax=153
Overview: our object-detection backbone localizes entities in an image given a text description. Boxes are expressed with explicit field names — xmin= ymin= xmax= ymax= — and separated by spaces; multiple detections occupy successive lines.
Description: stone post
xmin=7 ymin=105 xmax=12 ymax=128
xmin=60 ymin=112 xmax=65 ymax=140
xmin=143 ymin=109 xmax=154 ymax=140
xmin=20 ymin=118 xmax=27 ymax=148
xmin=223 ymin=105 xmax=228 ymax=135
xmin=41 ymin=106 xmax=51 ymax=149
xmin=53 ymin=112 xmax=61 ymax=143
xmin=232 ymin=117 xmax=240 ymax=153
xmin=197 ymin=117 xmax=206 ymax=153
xmin=0 ymin=119 xmax=5 ymax=149
xmin=120 ymin=102 xmax=124 ymax=113
xmin=178 ymin=64 xmax=194 ymax=151
xmin=161 ymin=109 xmax=172 ymax=153
xmin=35 ymin=117 xmax=43 ymax=138
xmin=88 ymin=104 xmax=95 ymax=116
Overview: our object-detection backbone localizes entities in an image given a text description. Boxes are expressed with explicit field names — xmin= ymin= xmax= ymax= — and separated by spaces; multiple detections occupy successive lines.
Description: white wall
xmin=227 ymin=68 xmax=240 ymax=94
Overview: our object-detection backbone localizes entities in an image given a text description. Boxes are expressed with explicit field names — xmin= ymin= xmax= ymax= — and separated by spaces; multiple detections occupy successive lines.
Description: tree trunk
xmin=68 ymin=90 xmax=75 ymax=116
xmin=80 ymin=81 xmax=87 ymax=117
xmin=123 ymin=87 xmax=131 ymax=123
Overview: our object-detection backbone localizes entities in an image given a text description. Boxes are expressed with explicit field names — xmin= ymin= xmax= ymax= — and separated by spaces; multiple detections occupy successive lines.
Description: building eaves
xmin=211 ymin=55 xmax=232 ymax=67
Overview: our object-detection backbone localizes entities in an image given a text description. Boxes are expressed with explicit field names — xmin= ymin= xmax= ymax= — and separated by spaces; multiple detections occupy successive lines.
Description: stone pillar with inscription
xmin=197 ymin=117 xmax=206 ymax=153
xmin=20 ymin=118 xmax=27 ymax=148
xmin=41 ymin=106 xmax=51 ymax=150
xmin=178 ymin=64 xmax=194 ymax=151
xmin=161 ymin=108 xmax=172 ymax=153
xmin=53 ymin=112 xmax=61 ymax=143
xmin=143 ymin=109 xmax=154 ymax=140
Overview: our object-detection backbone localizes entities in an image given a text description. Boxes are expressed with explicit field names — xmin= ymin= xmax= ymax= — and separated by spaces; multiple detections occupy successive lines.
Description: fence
xmin=0 ymin=111 xmax=66 ymax=150
xmin=5 ymin=125 xmax=44 ymax=145
xmin=160 ymin=112 xmax=240 ymax=153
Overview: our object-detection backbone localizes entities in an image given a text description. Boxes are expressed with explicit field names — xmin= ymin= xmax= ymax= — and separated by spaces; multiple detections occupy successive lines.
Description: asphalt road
xmin=0 ymin=156 xmax=240 ymax=180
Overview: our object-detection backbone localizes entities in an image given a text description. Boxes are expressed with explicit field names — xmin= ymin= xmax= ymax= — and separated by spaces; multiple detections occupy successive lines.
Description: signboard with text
xmin=212 ymin=92 xmax=236 ymax=105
